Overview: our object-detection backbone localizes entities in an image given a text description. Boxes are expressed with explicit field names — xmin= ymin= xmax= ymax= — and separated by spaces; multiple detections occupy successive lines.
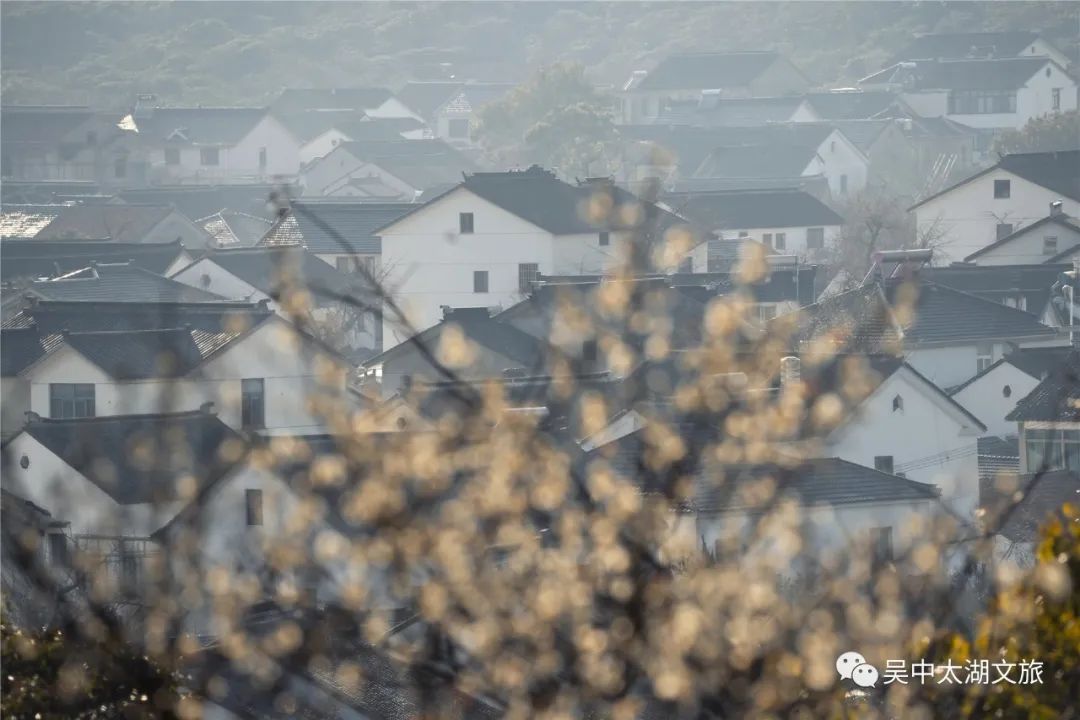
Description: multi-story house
xmin=620 ymin=51 xmax=811 ymax=125
xmin=372 ymin=166 xmax=700 ymax=348
xmin=911 ymin=151 xmax=1080 ymax=263
xmin=859 ymin=57 xmax=1077 ymax=129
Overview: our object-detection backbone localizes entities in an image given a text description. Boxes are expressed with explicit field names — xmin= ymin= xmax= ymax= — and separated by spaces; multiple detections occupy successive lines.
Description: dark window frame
xmin=200 ymin=147 xmax=220 ymax=166
xmin=240 ymin=378 xmax=265 ymax=429
xmin=245 ymin=488 xmax=264 ymax=526
xmin=459 ymin=212 xmax=474 ymax=234
xmin=993 ymin=179 xmax=1011 ymax=199
xmin=599 ymin=231 xmax=610 ymax=247
xmin=49 ymin=383 xmax=95 ymax=419
xmin=806 ymin=227 xmax=825 ymax=250
xmin=473 ymin=270 xmax=489 ymax=294
xmin=517 ymin=263 xmax=539 ymax=293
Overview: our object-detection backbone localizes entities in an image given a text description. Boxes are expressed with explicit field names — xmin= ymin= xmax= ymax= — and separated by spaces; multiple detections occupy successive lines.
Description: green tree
xmin=474 ymin=62 xmax=618 ymax=178
xmin=992 ymin=110 xmax=1080 ymax=156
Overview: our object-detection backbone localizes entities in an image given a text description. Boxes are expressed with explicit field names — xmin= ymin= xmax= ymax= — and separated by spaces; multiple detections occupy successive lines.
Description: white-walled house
xmin=31 ymin=203 xmax=211 ymax=248
xmin=817 ymin=359 xmax=985 ymax=517
xmin=396 ymin=81 xmax=515 ymax=147
xmin=947 ymin=346 xmax=1072 ymax=437
xmin=374 ymin=167 xmax=701 ymax=349
xmin=3 ymin=299 xmax=358 ymax=437
xmin=665 ymin=188 xmax=844 ymax=261
xmin=170 ymin=246 xmax=381 ymax=356
xmin=621 ymin=51 xmax=811 ymax=125
xmin=888 ymin=31 xmax=1073 ymax=70
xmin=300 ymin=140 xmax=475 ymax=199
xmin=789 ymin=277 xmax=1064 ymax=391
xmin=911 ymin=151 xmax=1080 ymax=264
xmin=859 ymin=57 xmax=1077 ymax=129
xmin=114 ymin=106 xmax=302 ymax=186
xmin=1005 ymin=352 xmax=1080 ymax=474
xmin=963 ymin=211 xmax=1080 ymax=265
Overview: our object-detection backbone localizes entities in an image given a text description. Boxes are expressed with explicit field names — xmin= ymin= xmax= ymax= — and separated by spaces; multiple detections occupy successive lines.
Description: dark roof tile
xmin=1006 ymin=352 xmax=1080 ymax=422
xmin=33 ymin=204 xmax=179 ymax=242
xmin=663 ymin=189 xmax=843 ymax=230
xmin=21 ymin=411 xmax=242 ymax=505
xmin=1 ymin=239 xmax=188 ymax=280
xmin=262 ymin=201 xmax=414 ymax=254
xmin=637 ymin=52 xmax=788 ymax=91
xmin=27 ymin=262 xmax=225 ymax=303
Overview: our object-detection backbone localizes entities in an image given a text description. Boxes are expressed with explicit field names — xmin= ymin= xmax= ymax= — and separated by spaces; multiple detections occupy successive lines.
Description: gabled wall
xmin=950 ymin=362 xmax=1037 ymax=437
xmin=915 ymin=169 xmax=1080 ymax=264
xmin=824 ymin=367 xmax=981 ymax=517
xmin=971 ymin=220 xmax=1080 ymax=265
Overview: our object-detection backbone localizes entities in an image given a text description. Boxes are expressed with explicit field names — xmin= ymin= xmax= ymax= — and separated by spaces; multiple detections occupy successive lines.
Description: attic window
xmin=599 ymin=232 xmax=610 ymax=246
xmin=459 ymin=212 xmax=474 ymax=234
xmin=892 ymin=394 xmax=903 ymax=413
xmin=1043 ymin=236 xmax=1058 ymax=255
xmin=993 ymin=179 xmax=1011 ymax=198
xmin=1003 ymin=385 xmax=1012 ymax=398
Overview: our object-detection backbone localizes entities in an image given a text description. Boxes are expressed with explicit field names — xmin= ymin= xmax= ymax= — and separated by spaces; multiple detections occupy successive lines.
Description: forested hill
xmin=2 ymin=1 xmax=1077 ymax=107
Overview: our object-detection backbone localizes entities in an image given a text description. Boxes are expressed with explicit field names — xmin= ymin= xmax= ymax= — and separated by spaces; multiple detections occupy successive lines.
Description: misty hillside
xmin=3 ymin=1 xmax=1077 ymax=106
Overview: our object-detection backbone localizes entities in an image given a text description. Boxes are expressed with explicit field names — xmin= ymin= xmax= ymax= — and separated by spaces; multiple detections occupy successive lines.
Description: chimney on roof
xmin=24 ymin=411 xmax=41 ymax=424
xmin=199 ymin=401 xmax=215 ymax=415
xmin=1050 ymin=200 xmax=1063 ymax=217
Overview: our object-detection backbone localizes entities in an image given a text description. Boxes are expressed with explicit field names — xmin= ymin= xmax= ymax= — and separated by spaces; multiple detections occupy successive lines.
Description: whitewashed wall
xmin=916 ymin=169 xmax=1080 ymax=264
xmin=824 ymin=368 xmax=981 ymax=517
xmin=951 ymin=362 xmax=1037 ymax=437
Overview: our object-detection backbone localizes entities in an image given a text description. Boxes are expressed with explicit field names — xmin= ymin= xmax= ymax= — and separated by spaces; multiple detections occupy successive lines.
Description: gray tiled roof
xmin=924 ymin=262 xmax=1072 ymax=317
xmin=27 ymin=262 xmax=225 ymax=303
xmin=862 ymin=57 xmax=1057 ymax=92
xmin=792 ymin=278 xmax=1059 ymax=352
xmin=262 ymin=201 xmax=414 ymax=254
xmin=1 ymin=239 xmax=187 ymax=280
xmin=694 ymin=143 xmax=818 ymax=179
xmin=129 ymin=107 xmax=267 ymax=145
xmin=0 ymin=106 xmax=94 ymax=145
xmin=272 ymin=88 xmax=394 ymax=114
xmin=195 ymin=246 xmax=375 ymax=304
xmin=637 ymin=52 xmax=785 ymax=91
xmin=33 ymin=203 xmax=177 ymax=242
xmin=664 ymin=189 xmax=843 ymax=230
xmin=994 ymin=470 xmax=1080 ymax=543
xmin=1006 ymin=352 xmax=1080 ymax=422
xmin=20 ymin=410 xmax=242 ymax=505
xmin=195 ymin=210 xmax=272 ymax=247
xmin=0 ymin=327 xmax=63 ymax=375
xmin=693 ymin=457 xmax=939 ymax=513
xmin=801 ymin=91 xmax=900 ymax=120
xmin=408 ymin=166 xmax=693 ymax=237
xmin=0 ymin=203 xmax=70 ymax=239
xmin=333 ymin=139 xmax=476 ymax=192
xmin=65 ymin=327 xmax=239 ymax=379
xmin=889 ymin=31 xmax=1041 ymax=63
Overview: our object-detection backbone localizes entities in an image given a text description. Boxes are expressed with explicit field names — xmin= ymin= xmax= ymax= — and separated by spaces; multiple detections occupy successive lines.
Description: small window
xmin=518 ymin=263 xmax=539 ymax=293
xmin=200 ymin=148 xmax=220 ymax=166
xmin=871 ymin=527 xmax=893 ymax=568
xmin=840 ymin=174 xmax=848 ymax=194
xmin=874 ymin=456 xmax=895 ymax=474
xmin=459 ymin=212 xmax=474 ymax=234
xmin=976 ymin=343 xmax=993 ymax=372
xmin=240 ymin=378 xmax=265 ymax=429
xmin=114 ymin=157 xmax=126 ymax=178
xmin=1043 ymin=236 xmax=1058 ymax=255
xmin=48 ymin=533 xmax=68 ymax=566
xmin=581 ymin=339 xmax=598 ymax=366
xmin=258 ymin=147 xmax=267 ymax=170
xmin=245 ymin=489 xmax=264 ymax=526
xmin=892 ymin=394 xmax=903 ymax=412
xmin=50 ymin=383 xmax=95 ymax=419
xmin=830 ymin=140 xmax=836 ymax=152
xmin=599 ymin=231 xmax=610 ymax=247
xmin=164 ymin=147 xmax=180 ymax=165
xmin=996 ymin=223 xmax=1014 ymax=241
xmin=1052 ymin=88 xmax=1062 ymax=111
xmin=993 ymin=179 xmax=1011 ymax=198
xmin=762 ymin=233 xmax=773 ymax=247
xmin=1003 ymin=384 xmax=1012 ymax=398
xmin=806 ymin=227 xmax=825 ymax=250
xmin=473 ymin=270 xmax=489 ymax=293
xmin=774 ymin=232 xmax=786 ymax=251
